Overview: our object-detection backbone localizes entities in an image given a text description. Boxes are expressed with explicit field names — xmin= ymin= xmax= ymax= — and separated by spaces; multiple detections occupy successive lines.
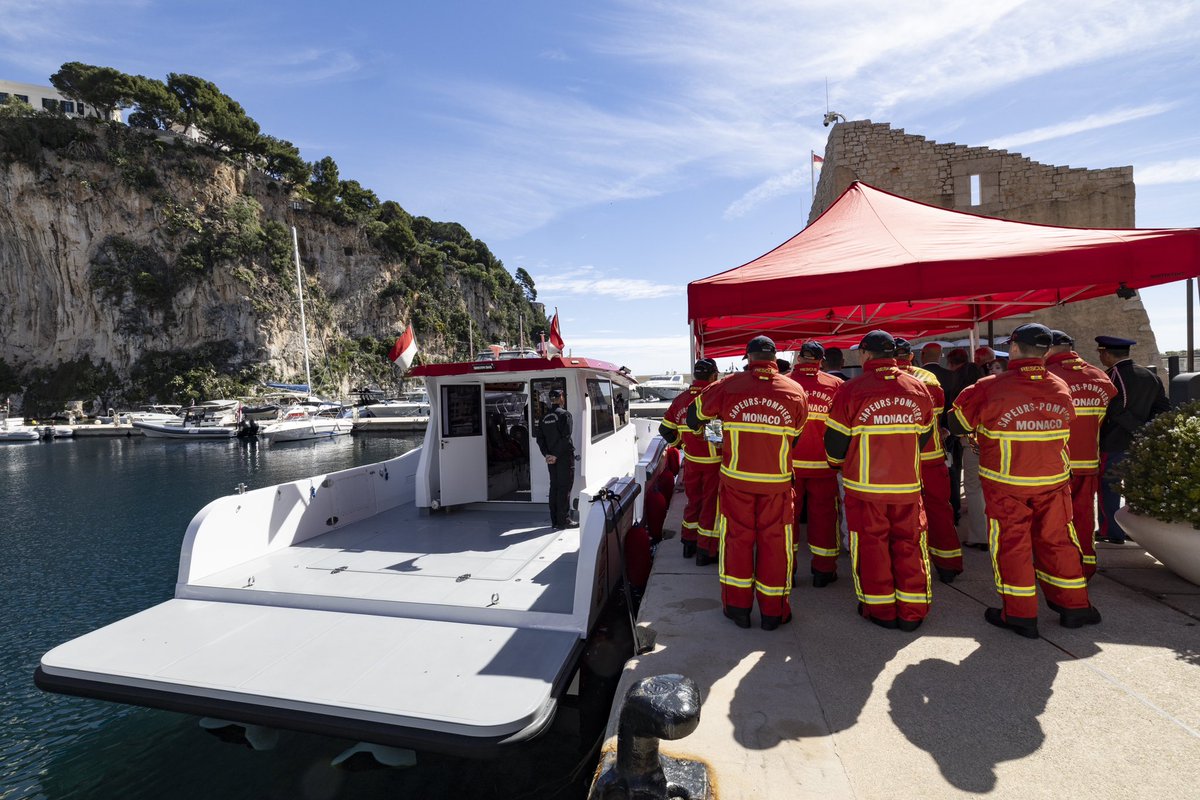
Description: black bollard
xmin=590 ymin=674 xmax=711 ymax=800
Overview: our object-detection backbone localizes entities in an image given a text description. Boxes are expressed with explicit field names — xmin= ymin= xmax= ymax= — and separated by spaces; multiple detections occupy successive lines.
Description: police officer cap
xmin=858 ymin=330 xmax=896 ymax=354
xmin=1096 ymin=335 xmax=1136 ymax=349
xmin=548 ymin=388 xmax=564 ymax=399
xmin=1009 ymin=323 xmax=1053 ymax=347
xmin=744 ymin=335 xmax=777 ymax=357
xmin=693 ymin=358 xmax=718 ymax=377
xmin=893 ymin=337 xmax=913 ymax=356
xmin=798 ymin=341 xmax=824 ymax=360
xmin=1050 ymin=330 xmax=1074 ymax=346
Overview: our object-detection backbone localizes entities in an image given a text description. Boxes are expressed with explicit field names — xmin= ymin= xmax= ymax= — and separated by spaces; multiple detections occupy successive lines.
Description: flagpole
xmin=810 ymin=150 xmax=815 ymax=203
xmin=291 ymin=227 xmax=313 ymax=393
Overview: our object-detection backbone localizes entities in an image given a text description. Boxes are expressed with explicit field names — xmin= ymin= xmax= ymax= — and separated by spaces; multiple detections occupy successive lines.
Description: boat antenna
xmin=291 ymin=227 xmax=313 ymax=394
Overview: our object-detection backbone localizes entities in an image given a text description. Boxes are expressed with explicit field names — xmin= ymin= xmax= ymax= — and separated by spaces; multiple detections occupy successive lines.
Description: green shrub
xmin=1119 ymin=401 xmax=1200 ymax=528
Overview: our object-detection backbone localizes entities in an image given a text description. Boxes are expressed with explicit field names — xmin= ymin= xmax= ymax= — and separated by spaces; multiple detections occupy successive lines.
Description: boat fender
xmin=655 ymin=470 xmax=677 ymax=508
xmin=625 ymin=525 xmax=652 ymax=590
xmin=665 ymin=446 xmax=682 ymax=476
xmin=643 ymin=487 xmax=668 ymax=543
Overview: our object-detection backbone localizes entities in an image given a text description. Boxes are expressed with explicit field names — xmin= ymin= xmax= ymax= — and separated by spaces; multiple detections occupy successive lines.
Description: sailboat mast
xmin=291 ymin=227 xmax=313 ymax=392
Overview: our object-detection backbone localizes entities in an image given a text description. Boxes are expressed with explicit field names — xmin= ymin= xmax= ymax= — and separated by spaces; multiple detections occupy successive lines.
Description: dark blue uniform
xmin=535 ymin=404 xmax=575 ymax=528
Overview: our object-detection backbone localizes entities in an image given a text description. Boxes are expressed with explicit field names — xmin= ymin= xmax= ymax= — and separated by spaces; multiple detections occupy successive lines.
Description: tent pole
xmin=987 ymin=320 xmax=994 ymax=348
xmin=968 ymin=304 xmax=979 ymax=358
xmin=690 ymin=320 xmax=699 ymax=362
xmin=1188 ymin=278 xmax=1195 ymax=373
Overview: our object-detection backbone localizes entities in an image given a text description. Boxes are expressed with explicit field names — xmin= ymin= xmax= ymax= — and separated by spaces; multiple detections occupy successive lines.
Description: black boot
xmin=857 ymin=602 xmax=897 ymax=630
xmin=1047 ymin=600 xmax=1102 ymax=628
xmin=984 ymin=607 xmax=1039 ymax=639
xmin=723 ymin=606 xmax=751 ymax=629
xmin=760 ymin=613 xmax=793 ymax=631
xmin=695 ymin=550 xmax=716 ymax=567
xmin=812 ymin=570 xmax=838 ymax=588
xmin=682 ymin=541 xmax=697 ymax=559
xmin=896 ymin=617 xmax=923 ymax=632
xmin=936 ymin=567 xmax=960 ymax=584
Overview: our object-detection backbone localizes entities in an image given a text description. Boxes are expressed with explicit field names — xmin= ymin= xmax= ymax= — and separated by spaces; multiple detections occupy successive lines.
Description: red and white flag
xmin=387 ymin=324 xmax=418 ymax=371
xmin=812 ymin=153 xmax=824 ymax=165
xmin=548 ymin=312 xmax=565 ymax=354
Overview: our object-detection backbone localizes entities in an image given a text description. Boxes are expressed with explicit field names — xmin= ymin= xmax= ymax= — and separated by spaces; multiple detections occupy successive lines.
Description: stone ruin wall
xmin=810 ymin=120 xmax=1160 ymax=370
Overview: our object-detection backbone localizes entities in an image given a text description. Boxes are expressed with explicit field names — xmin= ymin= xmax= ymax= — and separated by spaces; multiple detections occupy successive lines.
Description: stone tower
xmin=810 ymin=120 xmax=1161 ymax=366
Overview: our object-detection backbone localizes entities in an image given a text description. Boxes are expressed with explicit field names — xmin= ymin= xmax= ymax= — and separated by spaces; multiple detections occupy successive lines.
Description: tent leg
xmin=690 ymin=320 xmax=699 ymax=362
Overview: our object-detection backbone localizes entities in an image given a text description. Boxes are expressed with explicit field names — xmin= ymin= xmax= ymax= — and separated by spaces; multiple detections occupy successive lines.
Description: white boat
xmin=259 ymin=407 xmax=354 ymax=444
xmin=133 ymin=401 xmax=242 ymax=439
xmin=362 ymin=390 xmax=430 ymax=419
xmin=638 ymin=372 xmax=687 ymax=401
xmin=37 ymin=355 xmax=669 ymax=757
xmin=0 ymin=419 xmax=40 ymax=441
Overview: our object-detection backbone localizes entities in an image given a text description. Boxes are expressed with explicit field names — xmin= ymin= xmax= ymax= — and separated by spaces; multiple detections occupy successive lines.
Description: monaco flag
xmin=548 ymin=312 xmax=565 ymax=354
xmin=387 ymin=324 xmax=418 ymax=370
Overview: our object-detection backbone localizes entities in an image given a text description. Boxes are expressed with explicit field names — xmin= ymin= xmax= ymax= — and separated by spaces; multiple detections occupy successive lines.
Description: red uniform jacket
xmin=899 ymin=362 xmax=946 ymax=465
xmin=950 ymin=358 xmax=1076 ymax=494
xmin=659 ymin=380 xmax=721 ymax=464
xmin=692 ymin=363 xmax=809 ymax=494
xmin=824 ymin=358 xmax=935 ymax=502
xmin=1045 ymin=351 xmax=1117 ymax=475
xmin=789 ymin=363 xmax=843 ymax=475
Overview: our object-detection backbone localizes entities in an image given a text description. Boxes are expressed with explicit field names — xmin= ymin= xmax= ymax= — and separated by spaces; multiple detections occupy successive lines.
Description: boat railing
xmin=177 ymin=448 xmax=421 ymax=585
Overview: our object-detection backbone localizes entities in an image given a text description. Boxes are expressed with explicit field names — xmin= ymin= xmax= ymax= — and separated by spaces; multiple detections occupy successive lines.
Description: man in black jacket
xmin=535 ymin=388 xmax=578 ymax=530
xmin=1096 ymin=336 xmax=1170 ymax=544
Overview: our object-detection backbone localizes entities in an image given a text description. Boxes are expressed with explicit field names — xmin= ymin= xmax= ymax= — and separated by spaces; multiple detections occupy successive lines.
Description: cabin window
xmin=613 ymin=383 xmax=630 ymax=428
xmin=587 ymin=379 xmax=615 ymax=441
xmin=440 ymin=385 xmax=482 ymax=438
xmin=531 ymin=377 xmax=567 ymax=439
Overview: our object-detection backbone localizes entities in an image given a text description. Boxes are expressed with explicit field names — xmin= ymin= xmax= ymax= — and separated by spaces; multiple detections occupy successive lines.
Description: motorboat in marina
xmin=361 ymin=389 xmax=430 ymax=419
xmin=259 ymin=406 xmax=354 ymax=444
xmin=637 ymin=372 xmax=687 ymax=401
xmin=36 ymin=354 xmax=670 ymax=757
xmin=132 ymin=400 xmax=242 ymax=439
xmin=0 ymin=418 xmax=40 ymax=442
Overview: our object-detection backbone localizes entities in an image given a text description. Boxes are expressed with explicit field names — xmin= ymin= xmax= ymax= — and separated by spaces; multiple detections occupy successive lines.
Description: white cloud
xmin=983 ymin=103 xmax=1178 ymax=150
xmin=724 ymin=168 xmax=810 ymax=219
xmin=1136 ymin=158 xmax=1200 ymax=186
xmin=536 ymin=267 xmax=680 ymax=301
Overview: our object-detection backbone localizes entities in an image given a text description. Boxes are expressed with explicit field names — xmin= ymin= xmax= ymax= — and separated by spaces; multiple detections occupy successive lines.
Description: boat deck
xmin=193 ymin=504 xmax=580 ymax=617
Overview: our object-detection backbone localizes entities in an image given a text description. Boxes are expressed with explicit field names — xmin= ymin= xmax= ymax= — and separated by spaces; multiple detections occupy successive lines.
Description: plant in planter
xmin=1115 ymin=400 xmax=1200 ymax=585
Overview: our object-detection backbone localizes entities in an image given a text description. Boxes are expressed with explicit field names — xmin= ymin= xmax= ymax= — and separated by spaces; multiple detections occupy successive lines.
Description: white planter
xmin=1116 ymin=507 xmax=1200 ymax=586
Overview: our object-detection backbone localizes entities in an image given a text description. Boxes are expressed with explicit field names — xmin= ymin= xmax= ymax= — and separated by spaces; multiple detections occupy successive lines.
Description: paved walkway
xmin=602 ymin=496 xmax=1200 ymax=799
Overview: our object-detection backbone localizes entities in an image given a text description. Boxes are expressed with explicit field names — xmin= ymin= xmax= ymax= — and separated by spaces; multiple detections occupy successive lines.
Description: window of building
xmin=16 ymin=94 xmax=29 ymax=103
xmin=42 ymin=98 xmax=58 ymax=111
xmin=587 ymin=379 xmax=615 ymax=441
xmin=62 ymin=101 xmax=74 ymax=113
xmin=0 ymin=92 xmax=8 ymax=102
xmin=969 ymin=174 xmax=981 ymax=206
xmin=77 ymin=103 xmax=86 ymax=115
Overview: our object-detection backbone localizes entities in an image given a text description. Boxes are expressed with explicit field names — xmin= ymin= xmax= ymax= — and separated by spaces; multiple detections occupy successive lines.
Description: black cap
xmin=548 ymin=388 xmax=564 ymax=399
xmin=1009 ymin=323 xmax=1053 ymax=347
xmin=893 ymin=337 xmax=913 ymax=357
xmin=1096 ymin=335 xmax=1136 ymax=349
xmin=798 ymin=341 xmax=824 ymax=360
xmin=745 ymin=335 xmax=777 ymax=357
xmin=693 ymin=358 xmax=718 ymax=377
xmin=1050 ymin=330 xmax=1074 ymax=346
xmin=858 ymin=330 xmax=896 ymax=355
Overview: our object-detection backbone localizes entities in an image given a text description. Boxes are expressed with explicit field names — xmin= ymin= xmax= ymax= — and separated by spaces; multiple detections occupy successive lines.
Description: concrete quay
xmin=600 ymin=496 xmax=1200 ymax=799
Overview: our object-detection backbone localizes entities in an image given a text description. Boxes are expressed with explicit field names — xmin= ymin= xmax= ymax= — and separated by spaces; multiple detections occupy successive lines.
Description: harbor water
xmin=2 ymin=435 xmax=613 ymax=800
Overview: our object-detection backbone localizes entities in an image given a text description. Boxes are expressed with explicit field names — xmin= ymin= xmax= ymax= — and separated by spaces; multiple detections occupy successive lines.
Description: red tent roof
xmin=688 ymin=182 xmax=1200 ymax=357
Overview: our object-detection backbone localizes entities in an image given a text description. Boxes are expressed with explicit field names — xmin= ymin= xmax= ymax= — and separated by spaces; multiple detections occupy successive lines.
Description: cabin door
xmin=437 ymin=383 xmax=488 ymax=506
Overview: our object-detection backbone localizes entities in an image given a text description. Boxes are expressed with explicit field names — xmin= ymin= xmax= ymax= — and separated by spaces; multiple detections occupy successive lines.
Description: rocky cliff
xmin=0 ymin=116 xmax=543 ymax=410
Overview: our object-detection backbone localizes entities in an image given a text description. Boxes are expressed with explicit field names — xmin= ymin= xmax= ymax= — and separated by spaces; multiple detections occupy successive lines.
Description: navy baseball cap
xmin=858 ymin=330 xmax=896 ymax=354
xmin=693 ymin=358 xmax=718 ymax=376
xmin=893 ymin=337 xmax=913 ymax=357
xmin=1009 ymin=323 xmax=1053 ymax=347
xmin=1050 ymin=330 xmax=1075 ymax=346
xmin=798 ymin=341 xmax=824 ymax=360
xmin=1096 ymin=335 xmax=1136 ymax=349
xmin=744 ymin=335 xmax=777 ymax=357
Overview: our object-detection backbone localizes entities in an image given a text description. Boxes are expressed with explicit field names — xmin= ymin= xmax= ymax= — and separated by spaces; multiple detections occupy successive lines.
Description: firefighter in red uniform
xmin=688 ymin=336 xmax=809 ymax=630
xmin=1045 ymin=330 xmax=1117 ymax=579
xmin=659 ymin=358 xmax=723 ymax=564
xmin=894 ymin=337 xmax=962 ymax=583
xmin=824 ymin=331 xmax=936 ymax=631
xmin=788 ymin=341 xmax=845 ymax=587
xmin=950 ymin=323 xmax=1101 ymax=638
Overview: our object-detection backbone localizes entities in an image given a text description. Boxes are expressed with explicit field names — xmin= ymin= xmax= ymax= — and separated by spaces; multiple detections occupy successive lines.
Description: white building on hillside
xmin=0 ymin=79 xmax=121 ymax=120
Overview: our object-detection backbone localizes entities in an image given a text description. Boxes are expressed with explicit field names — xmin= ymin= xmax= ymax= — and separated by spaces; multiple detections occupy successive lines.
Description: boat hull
xmin=133 ymin=421 xmax=237 ymax=439
xmin=260 ymin=419 xmax=353 ymax=443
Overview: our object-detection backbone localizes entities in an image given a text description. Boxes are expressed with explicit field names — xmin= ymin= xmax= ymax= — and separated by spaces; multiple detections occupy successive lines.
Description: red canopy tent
xmin=688 ymin=182 xmax=1200 ymax=358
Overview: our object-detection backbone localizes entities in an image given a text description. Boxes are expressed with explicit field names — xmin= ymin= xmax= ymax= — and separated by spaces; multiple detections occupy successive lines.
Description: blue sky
xmin=4 ymin=0 xmax=1200 ymax=374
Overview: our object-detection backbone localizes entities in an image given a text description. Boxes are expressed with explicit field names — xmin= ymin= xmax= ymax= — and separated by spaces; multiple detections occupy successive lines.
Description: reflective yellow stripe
xmin=681 ymin=520 xmax=699 ymax=530
xmin=1075 ymin=407 xmax=1107 ymax=416
xmin=809 ymin=544 xmax=839 ymax=557
xmin=979 ymin=427 xmax=1070 ymax=441
xmin=998 ymin=583 xmax=1038 ymax=597
xmin=729 ymin=429 xmax=740 ymax=473
xmin=1035 ymin=569 xmax=1087 ymax=589
xmin=843 ymin=479 xmax=923 ymax=494
xmin=895 ymin=590 xmax=931 ymax=605
xmin=1000 ymin=439 xmax=1012 ymax=476
xmin=724 ymin=421 xmax=802 ymax=437
xmin=807 ymin=412 xmax=829 ymax=421
xmin=988 ymin=517 xmax=1036 ymax=596
xmin=778 ymin=436 xmax=789 ymax=476
xmin=660 ymin=420 xmax=679 ymax=430
xmin=852 ymin=424 xmax=925 ymax=435
xmin=920 ymin=450 xmax=945 ymax=461
xmin=861 ymin=592 xmax=897 ymax=604
xmin=826 ymin=418 xmax=851 ymax=435
xmin=694 ymin=396 xmax=714 ymax=422
xmin=720 ymin=466 xmax=793 ymax=483
xmin=697 ymin=528 xmax=719 ymax=540
xmin=755 ymin=581 xmax=790 ymax=596
xmin=849 ymin=530 xmax=864 ymax=602
xmin=684 ymin=453 xmax=722 ymax=464
xmin=793 ymin=459 xmax=831 ymax=470
xmin=928 ymin=546 xmax=962 ymax=559
xmin=1082 ymin=555 xmax=1097 ymax=565
xmin=979 ymin=468 xmax=1070 ymax=486
xmin=721 ymin=574 xmax=754 ymax=588
xmin=785 ymin=523 xmax=794 ymax=594
xmin=1069 ymin=458 xmax=1100 ymax=470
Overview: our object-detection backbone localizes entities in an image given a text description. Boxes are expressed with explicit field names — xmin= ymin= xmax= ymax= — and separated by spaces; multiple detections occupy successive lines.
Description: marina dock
xmin=599 ymin=492 xmax=1200 ymax=798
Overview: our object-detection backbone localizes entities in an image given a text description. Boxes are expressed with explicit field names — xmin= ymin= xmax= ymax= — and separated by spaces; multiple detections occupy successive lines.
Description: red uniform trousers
xmin=921 ymin=461 xmax=962 ymax=574
xmin=1069 ymin=473 xmax=1099 ymax=578
xmin=982 ymin=482 xmax=1090 ymax=621
xmin=717 ymin=482 xmax=794 ymax=619
xmin=793 ymin=473 xmax=841 ymax=574
xmin=681 ymin=460 xmax=720 ymax=556
xmin=845 ymin=495 xmax=931 ymax=623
